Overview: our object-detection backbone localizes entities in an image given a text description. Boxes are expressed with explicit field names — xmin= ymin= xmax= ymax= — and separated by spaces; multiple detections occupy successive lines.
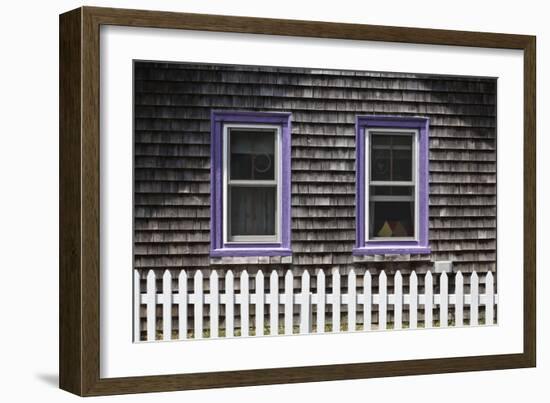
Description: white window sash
xmin=370 ymin=180 xmax=414 ymax=186
xmin=227 ymin=180 xmax=277 ymax=186
xmin=365 ymin=128 xmax=419 ymax=242
xmin=223 ymin=124 xmax=282 ymax=244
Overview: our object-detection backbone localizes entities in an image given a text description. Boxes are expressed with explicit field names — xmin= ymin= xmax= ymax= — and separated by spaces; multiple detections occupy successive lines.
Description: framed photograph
xmin=59 ymin=6 xmax=536 ymax=396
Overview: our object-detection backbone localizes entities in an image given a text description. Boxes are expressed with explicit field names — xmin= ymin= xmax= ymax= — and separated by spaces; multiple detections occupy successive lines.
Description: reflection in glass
xmin=230 ymin=129 xmax=275 ymax=180
xmin=370 ymin=134 xmax=412 ymax=181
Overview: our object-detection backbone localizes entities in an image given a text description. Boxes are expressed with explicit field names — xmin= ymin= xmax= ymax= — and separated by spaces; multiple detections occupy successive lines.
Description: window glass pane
xmin=229 ymin=186 xmax=276 ymax=236
xmin=371 ymin=138 xmax=391 ymax=181
xmin=393 ymin=147 xmax=412 ymax=181
xmin=230 ymin=129 xmax=275 ymax=180
xmin=392 ymin=135 xmax=412 ymax=147
xmin=369 ymin=200 xmax=415 ymax=238
xmin=371 ymin=185 xmax=414 ymax=197
xmin=370 ymin=134 xmax=412 ymax=181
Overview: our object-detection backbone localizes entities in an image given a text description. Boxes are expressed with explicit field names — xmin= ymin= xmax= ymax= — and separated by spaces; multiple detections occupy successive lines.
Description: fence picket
xmin=225 ymin=270 xmax=234 ymax=337
xmin=363 ymin=271 xmax=372 ymax=331
xmin=269 ymin=271 xmax=278 ymax=336
xmin=440 ymin=272 xmax=448 ymax=328
xmin=486 ymin=271 xmax=495 ymax=325
xmin=379 ymin=271 xmax=387 ymax=330
xmin=163 ymin=270 xmax=172 ymax=340
xmin=210 ymin=270 xmax=219 ymax=338
xmin=394 ymin=271 xmax=403 ymax=330
xmin=284 ymin=270 xmax=294 ymax=335
xmin=255 ymin=271 xmax=265 ymax=336
xmin=332 ymin=269 xmax=341 ymax=332
xmin=409 ymin=271 xmax=418 ymax=329
xmin=470 ymin=272 xmax=479 ymax=325
xmin=455 ymin=271 xmax=463 ymax=327
xmin=240 ymin=271 xmax=249 ymax=337
xmin=348 ymin=268 xmax=357 ymax=331
xmin=134 ymin=270 xmax=141 ymax=342
xmin=317 ymin=269 xmax=326 ymax=333
xmin=194 ymin=270 xmax=203 ymax=339
xmin=146 ymin=270 xmax=156 ymax=341
xmin=425 ymin=271 xmax=433 ymax=328
xmin=300 ymin=271 xmax=311 ymax=334
xmin=178 ymin=270 xmax=188 ymax=340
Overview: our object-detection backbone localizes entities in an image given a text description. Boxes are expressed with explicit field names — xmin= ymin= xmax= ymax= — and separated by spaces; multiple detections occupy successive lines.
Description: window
xmin=210 ymin=111 xmax=291 ymax=257
xmin=354 ymin=116 xmax=431 ymax=255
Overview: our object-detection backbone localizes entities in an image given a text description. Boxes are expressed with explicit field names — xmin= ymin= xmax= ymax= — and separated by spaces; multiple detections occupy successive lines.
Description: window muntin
xmin=367 ymin=130 xmax=417 ymax=241
xmin=224 ymin=125 xmax=280 ymax=243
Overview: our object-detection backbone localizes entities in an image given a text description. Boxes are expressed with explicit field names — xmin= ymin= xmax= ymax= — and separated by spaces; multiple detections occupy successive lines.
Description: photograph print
xmin=133 ymin=61 xmax=497 ymax=342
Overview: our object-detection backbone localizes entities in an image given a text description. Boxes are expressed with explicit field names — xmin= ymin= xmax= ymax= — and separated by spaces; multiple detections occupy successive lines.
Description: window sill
xmin=352 ymin=245 xmax=431 ymax=256
xmin=210 ymin=254 xmax=292 ymax=265
xmin=210 ymin=247 xmax=292 ymax=258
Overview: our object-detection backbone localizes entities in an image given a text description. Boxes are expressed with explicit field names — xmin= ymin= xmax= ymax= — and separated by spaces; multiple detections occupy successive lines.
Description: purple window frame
xmin=353 ymin=115 xmax=431 ymax=255
xmin=210 ymin=110 xmax=292 ymax=257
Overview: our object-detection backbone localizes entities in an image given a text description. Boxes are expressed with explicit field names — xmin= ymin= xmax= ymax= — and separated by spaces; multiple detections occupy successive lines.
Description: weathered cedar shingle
xmin=134 ymin=62 xmax=497 ymax=273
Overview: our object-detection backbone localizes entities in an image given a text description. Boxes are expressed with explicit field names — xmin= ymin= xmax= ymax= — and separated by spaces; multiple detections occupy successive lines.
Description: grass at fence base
xmin=149 ymin=316 xmax=488 ymax=341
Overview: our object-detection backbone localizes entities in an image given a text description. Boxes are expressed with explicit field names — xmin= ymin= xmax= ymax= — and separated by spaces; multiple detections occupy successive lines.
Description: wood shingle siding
xmin=134 ymin=62 xmax=497 ymax=273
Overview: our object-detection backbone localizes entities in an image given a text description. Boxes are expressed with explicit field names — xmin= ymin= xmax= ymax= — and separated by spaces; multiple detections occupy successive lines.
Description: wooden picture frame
xmin=59 ymin=6 xmax=536 ymax=396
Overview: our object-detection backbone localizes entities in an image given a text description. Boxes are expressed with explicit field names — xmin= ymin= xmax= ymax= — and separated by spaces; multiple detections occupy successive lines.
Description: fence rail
xmin=134 ymin=268 xmax=497 ymax=342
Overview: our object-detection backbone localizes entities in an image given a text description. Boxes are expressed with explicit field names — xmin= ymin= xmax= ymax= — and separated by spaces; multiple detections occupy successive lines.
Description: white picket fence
xmin=134 ymin=268 xmax=498 ymax=342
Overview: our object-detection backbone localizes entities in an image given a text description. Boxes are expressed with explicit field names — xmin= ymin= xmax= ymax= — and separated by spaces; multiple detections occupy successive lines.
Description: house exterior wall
xmin=134 ymin=61 xmax=497 ymax=275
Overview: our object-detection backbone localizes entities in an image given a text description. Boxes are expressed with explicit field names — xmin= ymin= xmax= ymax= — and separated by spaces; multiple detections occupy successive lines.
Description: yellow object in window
xmin=377 ymin=221 xmax=393 ymax=237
